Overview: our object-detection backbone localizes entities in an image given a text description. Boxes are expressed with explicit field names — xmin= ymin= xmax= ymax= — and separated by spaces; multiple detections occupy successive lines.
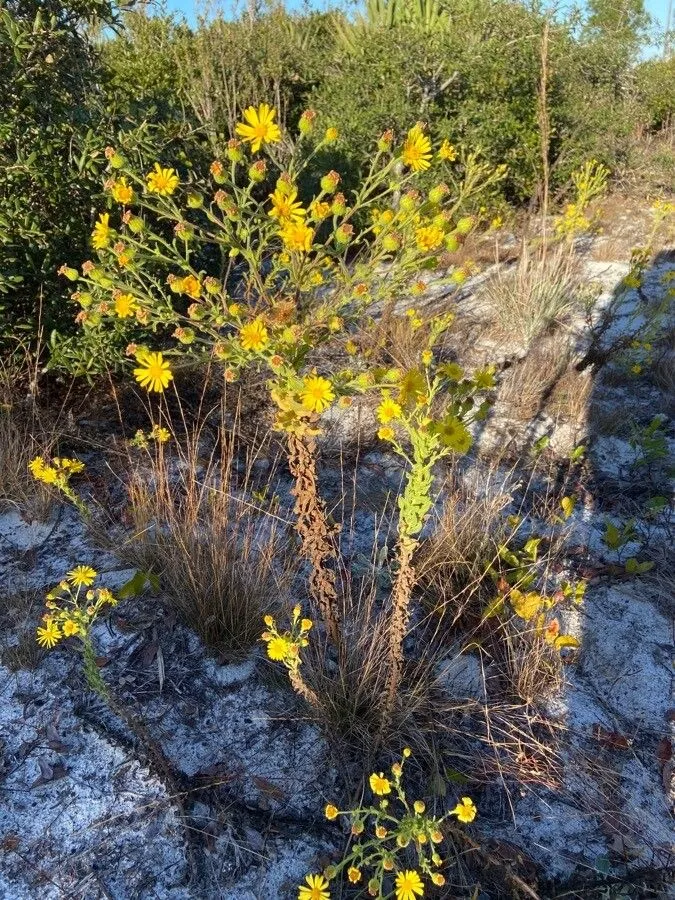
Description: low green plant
xmin=36 ymin=565 xmax=117 ymax=697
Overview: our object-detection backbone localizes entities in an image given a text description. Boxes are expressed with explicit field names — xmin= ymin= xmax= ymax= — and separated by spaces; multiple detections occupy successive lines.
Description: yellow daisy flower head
xmin=369 ymin=772 xmax=392 ymax=796
xmin=111 ymin=177 xmax=134 ymax=205
xmin=280 ymin=220 xmax=314 ymax=253
xmin=239 ymin=318 xmax=269 ymax=352
xmin=451 ymin=795 xmax=477 ymax=823
xmin=401 ymin=124 xmax=432 ymax=173
xmin=395 ymin=869 xmax=424 ymax=900
xmin=415 ymin=224 xmax=445 ymax=253
xmin=324 ymin=804 xmax=339 ymax=820
xmin=133 ymin=351 xmax=174 ymax=393
xmin=269 ymin=185 xmax=306 ymax=223
xmin=438 ymin=139 xmax=457 ymax=162
xmin=435 ymin=416 xmax=472 ymax=453
xmin=62 ymin=618 xmax=81 ymax=638
xmin=36 ymin=616 xmax=62 ymax=649
xmin=236 ymin=103 xmax=281 ymax=153
xmin=298 ymin=873 xmax=330 ymax=900
xmin=67 ymin=565 xmax=97 ymax=587
xmin=301 ymin=375 xmax=335 ymax=413
xmin=92 ymin=213 xmax=112 ymax=250
xmin=347 ymin=867 xmax=361 ymax=883
xmin=266 ymin=635 xmax=293 ymax=662
xmin=377 ymin=397 xmax=403 ymax=424
xmin=146 ymin=163 xmax=179 ymax=196
xmin=114 ymin=293 xmax=137 ymax=318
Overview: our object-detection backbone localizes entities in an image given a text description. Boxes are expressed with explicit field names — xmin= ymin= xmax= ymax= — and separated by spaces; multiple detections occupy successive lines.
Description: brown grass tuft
xmin=115 ymin=416 xmax=295 ymax=660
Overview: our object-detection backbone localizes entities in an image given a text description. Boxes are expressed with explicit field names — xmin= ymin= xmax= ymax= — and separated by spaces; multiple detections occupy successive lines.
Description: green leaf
xmin=624 ymin=557 xmax=654 ymax=575
xmin=481 ymin=596 xmax=505 ymax=621
xmin=117 ymin=569 xmax=158 ymax=599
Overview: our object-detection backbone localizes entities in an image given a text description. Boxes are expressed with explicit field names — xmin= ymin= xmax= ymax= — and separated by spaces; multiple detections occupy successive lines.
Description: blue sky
xmin=159 ymin=0 xmax=670 ymax=42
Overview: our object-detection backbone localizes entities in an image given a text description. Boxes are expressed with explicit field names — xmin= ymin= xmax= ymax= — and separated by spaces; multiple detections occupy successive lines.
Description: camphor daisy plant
xmin=60 ymin=105 xmax=504 ymax=649
xmin=37 ymin=566 xmax=118 ymax=697
xmin=300 ymin=749 xmax=477 ymax=898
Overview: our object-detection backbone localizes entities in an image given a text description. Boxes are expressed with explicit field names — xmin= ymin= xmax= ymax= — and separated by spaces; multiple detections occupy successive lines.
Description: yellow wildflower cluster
xmin=300 ymin=749 xmax=478 ymax=898
xmin=261 ymin=605 xmax=312 ymax=671
xmin=555 ymin=159 xmax=608 ymax=239
xmin=37 ymin=567 xmax=117 ymax=650
xmin=28 ymin=455 xmax=89 ymax=517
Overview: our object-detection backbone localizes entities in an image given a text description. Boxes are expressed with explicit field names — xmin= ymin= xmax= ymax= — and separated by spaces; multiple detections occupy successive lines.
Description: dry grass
xmin=0 ymin=355 xmax=59 ymax=521
xmin=417 ymin=466 xmax=513 ymax=623
xmin=113 ymin=414 xmax=296 ymax=660
xmin=498 ymin=337 xmax=572 ymax=422
xmin=547 ymin=363 xmax=593 ymax=425
xmin=482 ymin=241 xmax=583 ymax=346
xmin=0 ymin=588 xmax=45 ymax=671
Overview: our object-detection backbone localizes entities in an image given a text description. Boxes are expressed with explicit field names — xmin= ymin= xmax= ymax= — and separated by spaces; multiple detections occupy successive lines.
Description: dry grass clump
xmin=416 ymin=467 xmax=513 ymax=622
xmin=482 ymin=242 xmax=583 ymax=346
xmin=0 ymin=356 xmax=58 ymax=521
xmin=0 ymin=588 xmax=45 ymax=671
xmin=119 ymin=423 xmax=295 ymax=660
xmin=497 ymin=337 xmax=572 ymax=422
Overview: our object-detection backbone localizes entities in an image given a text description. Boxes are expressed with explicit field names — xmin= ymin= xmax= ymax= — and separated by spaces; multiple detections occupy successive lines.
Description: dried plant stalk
xmin=286 ymin=431 xmax=341 ymax=645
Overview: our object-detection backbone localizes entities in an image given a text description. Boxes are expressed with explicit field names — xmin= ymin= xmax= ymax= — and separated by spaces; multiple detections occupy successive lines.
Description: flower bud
xmin=59 ymin=265 xmax=79 ymax=281
xmin=320 ymin=171 xmax=341 ymax=194
xmin=226 ymin=139 xmax=244 ymax=163
xmin=186 ymin=192 xmax=203 ymax=209
xmin=324 ymin=126 xmax=339 ymax=144
xmin=377 ymin=129 xmax=394 ymax=151
xmin=331 ymin=192 xmax=347 ymax=216
xmin=248 ymin=160 xmax=267 ymax=183
xmin=298 ymin=109 xmax=317 ymax=135
xmin=335 ymin=223 xmax=353 ymax=245
xmin=210 ymin=160 xmax=226 ymax=183
xmin=456 ymin=215 xmax=474 ymax=235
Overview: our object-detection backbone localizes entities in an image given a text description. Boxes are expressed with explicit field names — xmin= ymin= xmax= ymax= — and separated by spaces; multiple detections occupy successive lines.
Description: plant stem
xmin=286 ymin=431 xmax=341 ymax=646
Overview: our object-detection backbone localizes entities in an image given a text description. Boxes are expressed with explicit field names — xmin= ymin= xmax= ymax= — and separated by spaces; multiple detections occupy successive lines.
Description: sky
xmin=158 ymin=0 xmax=671 ymax=46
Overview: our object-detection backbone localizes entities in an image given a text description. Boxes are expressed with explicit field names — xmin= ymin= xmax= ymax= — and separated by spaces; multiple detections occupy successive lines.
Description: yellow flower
xmin=395 ymin=869 xmax=424 ymax=900
xmin=114 ymin=293 xmax=137 ymax=318
xmin=438 ymin=139 xmax=457 ymax=161
xmin=431 ymin=873 xmax=446 ymax=886
xmin=324 ymin=804 xmax=339 ymax=820
xmin=309 ymin=199 xmax=331 ymax=221
xmin=300 ymin=618 xmax=313 ymax=631
xmin=146 ymin=163 xmax=179 ymax=196
xmin=398 ymin=369 xmax=427 ymax=407
xmin=451 ymin=796 xmax=477 ymax=823
xmin=415 ymin=224 xmax=444 ymax=252
xmin=62 ymin=618 xmax=80 ymax=638
xmin=239 ymin=318 xmax=269 ymax=352
xmin=375 ymin=825 xmax=388 ymax=838
xmin=301 ymin=375 xmax=335 ymax=413
xmin=473 ymin=366 xmax=496 ymax=389
xmin=266 ymin=635 xmax=292 ymax=662
xmin=347 ymin=867 xmax=362 ymax=883
xmin=377 ymin=397 xmax=403 ymax=424
xmin=369 ymin=772 xmax=392 ymax=796
xmin=133 ymin=351 xmax=174 ymax=393
xmin=441 ymin=361 xmax=464 ymax=381
xmin=413 ymin=800 xmax=425 ymax=814
xmin=269 ymin=186 xmax=306 ymax=222
xmin=36 ymin=617 xmax=62 ymax=649
xmin=280 ymin=220 xmax=314 ymax=253
xmin=324 ymin=126 xmax=339 ymax=144
xmin=111 ymin=178 xmax=134 ymax=204
xmin=178 ymin=274 xmax=201 ymax=299
xmin=435 ymin=416 xmax=472 ymax=453
xmin=67 ymin=565 xmax=97 ymax=587
xmin=92 ymin=213 xmax=111 ymax=250
xmin=298 ymin=874 xmax=330 ymax=900
xmin=236 ymin=103 xmax=281 ymax=153
xmin=401 ymin=125 xmax=432 ymax=173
